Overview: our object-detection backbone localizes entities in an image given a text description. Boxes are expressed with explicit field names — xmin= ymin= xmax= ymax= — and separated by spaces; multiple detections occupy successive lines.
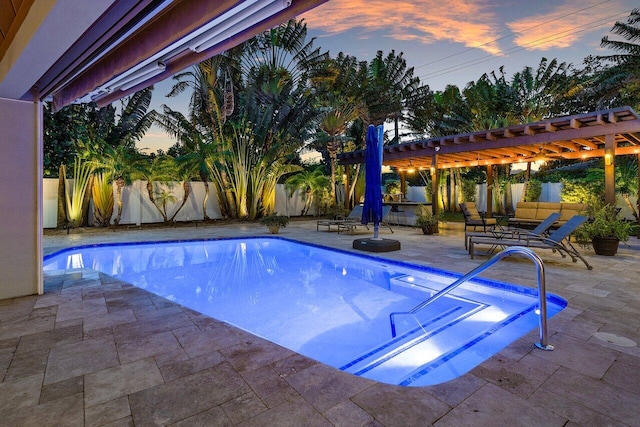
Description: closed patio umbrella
xmin=361 ymin=124 xmax=384 ymax=239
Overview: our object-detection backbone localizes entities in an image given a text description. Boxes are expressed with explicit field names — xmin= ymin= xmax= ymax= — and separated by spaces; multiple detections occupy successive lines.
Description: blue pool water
xmin=44 ymin=237 xmax=566 ymax=386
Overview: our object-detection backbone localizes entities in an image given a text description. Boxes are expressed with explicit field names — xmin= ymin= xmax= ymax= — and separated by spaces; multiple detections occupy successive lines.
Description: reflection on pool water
xmin=44 ymin=237 xmax=567 ymax=386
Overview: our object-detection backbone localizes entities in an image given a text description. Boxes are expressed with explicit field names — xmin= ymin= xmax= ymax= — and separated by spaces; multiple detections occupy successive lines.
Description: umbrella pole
xmin=373 ymin=224 xmax=380 ymax=240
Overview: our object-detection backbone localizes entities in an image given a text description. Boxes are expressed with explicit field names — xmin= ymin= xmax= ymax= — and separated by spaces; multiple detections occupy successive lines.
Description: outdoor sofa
xmin=508 ymin=201 xmax=587 ymax=229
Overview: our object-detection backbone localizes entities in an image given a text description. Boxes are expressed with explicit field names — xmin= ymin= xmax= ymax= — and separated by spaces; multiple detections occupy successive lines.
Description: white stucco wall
xmin=1 ymin=98 xmax=41 ymax=298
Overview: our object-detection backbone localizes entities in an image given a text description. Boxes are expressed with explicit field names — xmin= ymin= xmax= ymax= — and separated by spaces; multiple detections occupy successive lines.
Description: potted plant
xmin=260 ymin=212 xmax=289 ymax=234
xmin=574 ymin=204 xmax=632 ymax=256
xmin=414 ymin=205 xmax=443 ymax=235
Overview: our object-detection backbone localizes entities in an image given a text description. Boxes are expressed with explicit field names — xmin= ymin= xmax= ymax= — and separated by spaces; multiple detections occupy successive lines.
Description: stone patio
xmin=1 ymin=219 xmax=639 ymax=426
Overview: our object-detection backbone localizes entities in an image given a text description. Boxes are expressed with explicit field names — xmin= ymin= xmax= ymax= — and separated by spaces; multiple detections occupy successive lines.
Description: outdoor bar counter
xmin=384 ymin=201 xmax=430 ymax=226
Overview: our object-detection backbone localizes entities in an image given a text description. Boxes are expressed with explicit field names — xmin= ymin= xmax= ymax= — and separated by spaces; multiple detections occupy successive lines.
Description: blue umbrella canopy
xmin=361 ymin=125 xmax=384 ymax=236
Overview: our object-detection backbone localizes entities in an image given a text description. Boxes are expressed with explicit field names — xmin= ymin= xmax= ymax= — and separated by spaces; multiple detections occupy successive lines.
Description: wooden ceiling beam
xmin=622 ymin=133 xmax=640 ymax=145
xmin=571 ymin=139 xmax=599 ymax=150
xmin=551 ymin=141 xmax=580 ymax=151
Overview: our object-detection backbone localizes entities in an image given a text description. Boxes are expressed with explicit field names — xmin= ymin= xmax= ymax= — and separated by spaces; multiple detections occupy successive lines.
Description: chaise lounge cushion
xmin=535 ymin=202 xmax=559 ymax=221
xmin=559 ymin=203 xmax=587 ymax=221
xmin=513 ymin=202 xmax=538 ymax=220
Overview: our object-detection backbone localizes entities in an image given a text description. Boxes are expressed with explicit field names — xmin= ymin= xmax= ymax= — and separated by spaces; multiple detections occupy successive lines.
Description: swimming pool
xmin=44 ymin=237 xmax=567 ymax=386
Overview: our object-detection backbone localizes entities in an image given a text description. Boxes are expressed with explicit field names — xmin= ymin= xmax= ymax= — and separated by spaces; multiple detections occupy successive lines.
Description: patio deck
xmin=1 ymin=220 xmax=639 ymax=426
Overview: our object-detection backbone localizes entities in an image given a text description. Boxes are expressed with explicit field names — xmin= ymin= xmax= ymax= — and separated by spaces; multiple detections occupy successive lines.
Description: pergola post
xmin=604 ymin=134 xmax=616 ymax=206
xmin=399 ymin=171 xmax=406 ymax=201
xmin=431 ymin=155 xmax=438 ymax=216
xmin=637 ymin=153 xmax=640 ymax=237
xmin=344 ymin=166 xmax=351 ymax=210
xmin=486 ymin=165 xmax=494 ymax=217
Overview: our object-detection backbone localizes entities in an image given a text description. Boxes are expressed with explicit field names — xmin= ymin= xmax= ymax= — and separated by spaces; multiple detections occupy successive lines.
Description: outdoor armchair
xmin=460 ymin=202 xmax=497 ymax=232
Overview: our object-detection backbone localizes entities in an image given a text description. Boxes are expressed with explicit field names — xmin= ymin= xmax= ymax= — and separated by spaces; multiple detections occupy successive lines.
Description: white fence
xmin=43 ymin=179 xmax=309 ymax=228
xmin=401 ymin=183 xmax=563 ymax=212
xmin=43 ymin=179 xmax=637 ymax=228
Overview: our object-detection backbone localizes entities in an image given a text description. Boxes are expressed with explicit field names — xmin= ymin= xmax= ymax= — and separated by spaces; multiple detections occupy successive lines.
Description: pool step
xmin=388 ymin=274 xmax=452 ymax=300
xmin=340 ymin=302 xmax=536 ymax=386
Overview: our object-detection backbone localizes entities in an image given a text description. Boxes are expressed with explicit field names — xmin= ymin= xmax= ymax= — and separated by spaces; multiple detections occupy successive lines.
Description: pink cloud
xmin=507 ymin=2 xmax=618 ymax=51
xmin=301 ymin=0 xmax=503 ymax=55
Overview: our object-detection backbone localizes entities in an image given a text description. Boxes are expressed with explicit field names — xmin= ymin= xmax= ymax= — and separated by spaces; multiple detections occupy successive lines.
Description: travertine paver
xmin=84 ymin=357 xmax=164 ymax=406
xmin=0 ymin=220 xmax=637 ymax=426
xmin=434 ymin=383 xmax=567 ymax=426
xmin=44 ymin=336 xmax=120 ymax=385
xmin=128 ymin=363 xmax=251 ymax=425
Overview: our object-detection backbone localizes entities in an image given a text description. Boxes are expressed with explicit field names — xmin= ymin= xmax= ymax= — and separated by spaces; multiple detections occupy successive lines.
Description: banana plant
xmin=92 ymin=171 xmax=114 ymax=227
xmin=64 ymin=157 xmax=93 ymax=228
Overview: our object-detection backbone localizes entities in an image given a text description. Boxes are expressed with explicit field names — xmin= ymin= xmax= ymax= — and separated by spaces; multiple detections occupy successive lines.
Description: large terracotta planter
xmin=421 ymin=225 xmax=437 ymax=235
xmin=268 ymin=225 xmax=281 ymax=234
xmin=592 ymin=237 xmax=620 ymax=256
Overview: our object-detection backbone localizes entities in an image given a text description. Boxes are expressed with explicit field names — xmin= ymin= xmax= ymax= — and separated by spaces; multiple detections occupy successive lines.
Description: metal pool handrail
xmin=389 ymin=246 xmax=555 ymax=351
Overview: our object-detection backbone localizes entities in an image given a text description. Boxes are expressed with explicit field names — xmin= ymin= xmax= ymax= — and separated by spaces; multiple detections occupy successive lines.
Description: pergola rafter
xmin=338 ymin=106 xmax=640 ymax=212
xmin=339 ymin=107 xmax=640 ymax=170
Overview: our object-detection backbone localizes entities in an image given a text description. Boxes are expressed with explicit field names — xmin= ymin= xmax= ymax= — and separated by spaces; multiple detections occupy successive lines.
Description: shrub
xmin=524 ymin=179 xmax=542 ymax=202
xmin=560 ymin=178 xmax=604 ymax=207
xmin=259 ymin=213 xmax=289 ymax=228
xmin=384 ymin=180 xmax=401 ymax=195
xmin=414 ymin=205 xmax=444 ymax=233
xmin=461 ymin=179 xmax=477 ymax=202
xmin=574 ymin=204 xmax=632 ymax=245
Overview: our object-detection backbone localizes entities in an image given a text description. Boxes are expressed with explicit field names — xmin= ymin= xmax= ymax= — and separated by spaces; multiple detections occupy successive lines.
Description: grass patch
xmin=441 ymin=211 xmax=465 ymax=222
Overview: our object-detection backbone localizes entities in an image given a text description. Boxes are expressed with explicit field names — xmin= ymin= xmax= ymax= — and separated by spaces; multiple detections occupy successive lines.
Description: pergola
xmin=339 ymin=106 xmax=640 ymax=214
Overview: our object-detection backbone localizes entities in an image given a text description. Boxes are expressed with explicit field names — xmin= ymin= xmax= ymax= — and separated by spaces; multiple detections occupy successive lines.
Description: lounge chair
xmin=337 ymin=205 xmax=393 ymax=234
xmin=464 ymin=212 xmax=561 ymax=250
xmin=460 ymin=202 xmax=497 ymax=232
xmin=317 ymin=205 xmax=365 ymax=232
xmin=468 ymin=215 xmax=592 ymax=270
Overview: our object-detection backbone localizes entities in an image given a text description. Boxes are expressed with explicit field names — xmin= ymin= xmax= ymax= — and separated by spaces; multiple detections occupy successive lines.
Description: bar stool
xmin=390 ymin=204 xmax=407 ymax=226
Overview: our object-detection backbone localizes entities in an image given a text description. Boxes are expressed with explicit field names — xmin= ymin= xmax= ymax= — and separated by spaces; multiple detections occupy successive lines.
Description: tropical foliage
xmin=593 ymin=9 xmax=640 ymax=110
xmin=63 ymin=157 xmax=93 ymax=228
xmin=574 ymin=204 xmax=633 ymax=243
xmin=285 ymin=166 xmax=330 ymax=216
xmin=91 ymin=171 xmax=114 ymax=227
xmin=41 ymin=10 xmax=640 ymax=224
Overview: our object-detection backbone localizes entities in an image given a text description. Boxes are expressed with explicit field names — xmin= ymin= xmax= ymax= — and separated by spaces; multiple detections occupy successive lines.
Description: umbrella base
xmin=352 ymin=238 xmax=401 ymax=253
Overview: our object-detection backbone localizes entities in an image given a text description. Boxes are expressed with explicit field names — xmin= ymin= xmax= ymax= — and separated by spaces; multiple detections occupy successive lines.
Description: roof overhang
xmin=339 ymin=107 xmax=640 ymax=170
xmin=0 ymin=0 xmax=327 ymax=109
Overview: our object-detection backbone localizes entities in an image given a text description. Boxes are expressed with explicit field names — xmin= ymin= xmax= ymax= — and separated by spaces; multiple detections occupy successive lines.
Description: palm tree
xmin=166 ymin=58 xmax=240 ymax=218
xmin=165 ymin=20 xmax=325 ymax=220
xmin=238 ymin=20 xmax=326 ymax=152
xmin=510 ymin=58 xmax=574 ymax=122
xmin=261 ymin=160 xmax=302 ymax=216
xmin=138 ymin=155 xmax=179 ymax=223
xmin=596 ymin=9 xmax=640 ymax=109
xmin=62 ymin=157 xmax=94 ymax=228
xmin=365 ymin=50 xmax=431 ymax=141
xmin=228 ymin=19 xmax=326 ymax=219
xmin=285 ymin=166 xmax=330 ymax=215
xmin=317 ymin=98 xmax=359 ymax=205
xmin=155 ymin=189 xmax=178 ymax=222
xmin=310 ymin=54 xmax=368 ymax=208
xmin=88 ymin=144 xmax=146 ymax=225
xmin=156 ymin=105 xmax=219 ymax=220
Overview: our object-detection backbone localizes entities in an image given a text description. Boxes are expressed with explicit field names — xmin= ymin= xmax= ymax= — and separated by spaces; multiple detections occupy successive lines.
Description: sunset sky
xmin=139 ymin=0 xmax=638 ymax=153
